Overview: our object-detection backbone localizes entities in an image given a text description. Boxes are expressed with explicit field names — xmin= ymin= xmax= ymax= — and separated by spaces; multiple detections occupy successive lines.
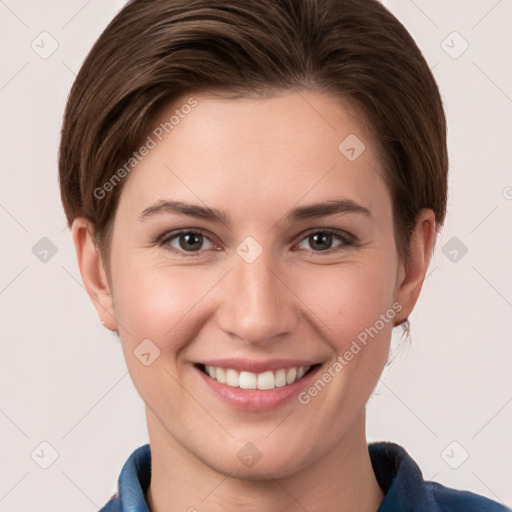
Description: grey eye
xmin=298 ymin=231 xmax=345 ymax=252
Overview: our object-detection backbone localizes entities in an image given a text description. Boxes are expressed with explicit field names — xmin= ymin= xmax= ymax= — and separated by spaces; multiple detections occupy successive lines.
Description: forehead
xmin=116 ymin=89 xmax=390 ymax=224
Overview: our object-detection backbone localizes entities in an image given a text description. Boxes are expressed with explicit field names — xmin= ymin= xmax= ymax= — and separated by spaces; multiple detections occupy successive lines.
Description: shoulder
xmin=98 ymin=444 xmax=152 ymax=512
xmin=98 ymin=493 xmax=121 ymax=512
xmin=427 ymin=481 xmax=511 ymax=512
xmin=369 ymin=442 xmax=510 ymax=512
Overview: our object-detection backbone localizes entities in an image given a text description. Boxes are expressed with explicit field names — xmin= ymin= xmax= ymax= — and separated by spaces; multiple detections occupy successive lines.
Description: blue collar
xmin=99 ymin=442 xmax=508 ymax=511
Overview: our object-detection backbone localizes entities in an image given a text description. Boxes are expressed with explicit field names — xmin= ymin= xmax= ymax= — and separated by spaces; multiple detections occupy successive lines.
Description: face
xmin=97 ymin=90 xmax=408 ymax=478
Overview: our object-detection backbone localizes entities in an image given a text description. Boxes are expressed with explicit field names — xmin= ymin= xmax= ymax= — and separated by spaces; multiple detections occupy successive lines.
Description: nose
xmin=216 ymin=249 xmax=299 ymax=346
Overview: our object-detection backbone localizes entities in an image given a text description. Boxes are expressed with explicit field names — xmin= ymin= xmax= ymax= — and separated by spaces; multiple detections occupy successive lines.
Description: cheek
xmin=111 ymin=257 xmax=221 ymax=351
xmin=293 ymin=257 xmax=398 ymax=351
xmin=110 ymin=262 xmax=215 ymax=405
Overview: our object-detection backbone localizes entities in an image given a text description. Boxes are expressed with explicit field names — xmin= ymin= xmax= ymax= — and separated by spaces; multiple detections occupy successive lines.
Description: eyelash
xmin=156 ymin=228 xmax=357 ymax=258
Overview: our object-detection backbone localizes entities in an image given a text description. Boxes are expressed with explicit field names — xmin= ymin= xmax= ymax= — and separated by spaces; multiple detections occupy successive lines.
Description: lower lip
xmin=195 ymin=365 xmax=322 ymax=411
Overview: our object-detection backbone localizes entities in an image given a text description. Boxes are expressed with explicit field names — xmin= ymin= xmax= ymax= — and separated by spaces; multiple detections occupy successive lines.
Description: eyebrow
xmin=138 ymin=198 xmax=371 ymax=225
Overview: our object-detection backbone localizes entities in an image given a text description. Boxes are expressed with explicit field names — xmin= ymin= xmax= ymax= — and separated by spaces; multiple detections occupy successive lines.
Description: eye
xmin=296 ymin=229 xmax=354 ymax=253
xmin=159 ymin=230 xmax=217 ymax=256
xmin=157 ymin=228 xmax=355 ymax=257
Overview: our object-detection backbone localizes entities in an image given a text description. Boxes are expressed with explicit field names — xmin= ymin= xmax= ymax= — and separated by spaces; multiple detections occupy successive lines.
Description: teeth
xmin=286 ymin=367 xmax=297 ymax=384
xmin=216 ymin=367 xmax=226 ymax=384
xmin=226 ymin=368 xmax=238 ymax=387
xmin=275 ymin=369 xmax=287 ymax=387
xmin=257 ymin=371 xmax=275 ymax=390
xmin=239 ymin=371 xmax=257 ymax=389
xmin=203 ymin=365 xmax=311 ymax=390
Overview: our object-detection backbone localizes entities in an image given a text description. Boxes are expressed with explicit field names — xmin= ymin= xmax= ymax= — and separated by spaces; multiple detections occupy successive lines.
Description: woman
xmin=58 ymin=0 xmax=509 ymax=510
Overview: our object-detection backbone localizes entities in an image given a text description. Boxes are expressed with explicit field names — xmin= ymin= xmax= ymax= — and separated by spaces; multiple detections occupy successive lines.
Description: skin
xmin=72 ymin=89 xmax=435 ymax=512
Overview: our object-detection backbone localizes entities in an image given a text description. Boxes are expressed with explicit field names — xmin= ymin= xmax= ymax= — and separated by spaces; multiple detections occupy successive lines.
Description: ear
xmin=394 ymin=209 xmax=436 ymax=325
xmin=71 ymin=218 xmax=118 ymax=331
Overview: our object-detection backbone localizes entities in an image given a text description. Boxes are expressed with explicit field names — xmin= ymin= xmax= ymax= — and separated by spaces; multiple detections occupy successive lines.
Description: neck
xmin=146 ymin=409 xmax=383 ymax=512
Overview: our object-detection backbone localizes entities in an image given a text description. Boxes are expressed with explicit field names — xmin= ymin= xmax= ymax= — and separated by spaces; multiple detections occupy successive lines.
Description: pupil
xmin=310 ymin=232 xmax=331 ymax=251
xmin=180 ymin=233 xmax=202 ymax=251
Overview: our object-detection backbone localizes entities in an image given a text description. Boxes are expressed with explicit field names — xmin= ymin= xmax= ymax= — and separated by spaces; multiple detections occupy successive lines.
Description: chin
xmin=198 ymin=436 xmax=316 ymax=481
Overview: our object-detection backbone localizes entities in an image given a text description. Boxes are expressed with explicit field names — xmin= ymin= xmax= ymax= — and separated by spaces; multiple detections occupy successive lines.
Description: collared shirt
xmin=99 ymin=442 xmax=509 ymax=511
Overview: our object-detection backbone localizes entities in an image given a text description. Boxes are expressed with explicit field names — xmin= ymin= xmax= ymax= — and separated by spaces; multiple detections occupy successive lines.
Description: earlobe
xmin=394 ymin=209 xmax=436 ymax=326
xmin=71 ymin=218 xmax=118 ymax=331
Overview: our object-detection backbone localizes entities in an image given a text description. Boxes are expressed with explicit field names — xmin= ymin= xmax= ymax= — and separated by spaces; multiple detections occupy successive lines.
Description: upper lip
xmin=197 ymin=358 xmax=320 ymax=373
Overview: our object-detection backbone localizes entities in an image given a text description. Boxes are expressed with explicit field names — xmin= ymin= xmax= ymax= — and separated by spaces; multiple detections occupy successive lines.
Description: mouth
xmin=193 ymin=360 xmax=323 ymax=411
xmin=196 ymin=363 xmax=320 ymax=390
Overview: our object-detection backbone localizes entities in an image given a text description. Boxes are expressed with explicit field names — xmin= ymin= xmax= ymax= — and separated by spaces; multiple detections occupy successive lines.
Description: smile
xmin=200 ymin=364 xmax=313 ymax=390
xmin=195 ymin=359 xmax=323 ymax=411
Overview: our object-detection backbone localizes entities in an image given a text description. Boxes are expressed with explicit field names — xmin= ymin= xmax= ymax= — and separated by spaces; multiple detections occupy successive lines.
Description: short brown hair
xmin=59 ymin=0 xmax=448 ymax=267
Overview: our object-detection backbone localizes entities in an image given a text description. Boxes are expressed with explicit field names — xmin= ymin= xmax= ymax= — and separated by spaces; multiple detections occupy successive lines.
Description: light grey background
xmin=0 ymin=1 xmax=511 ymax=510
